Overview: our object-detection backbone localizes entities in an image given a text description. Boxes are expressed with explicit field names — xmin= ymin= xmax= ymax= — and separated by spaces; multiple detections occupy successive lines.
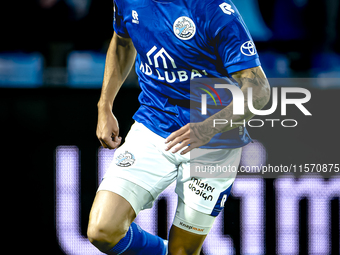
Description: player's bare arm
xmin=165 ymin=66 xmax=270 ymax=154
xmin=97 ymin=32 xmax=136 ymax=149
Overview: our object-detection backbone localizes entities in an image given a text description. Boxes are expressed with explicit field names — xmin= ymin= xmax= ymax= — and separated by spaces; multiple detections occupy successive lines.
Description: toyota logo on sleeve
xmin=240 ymin=41 xmax=257 ymax=56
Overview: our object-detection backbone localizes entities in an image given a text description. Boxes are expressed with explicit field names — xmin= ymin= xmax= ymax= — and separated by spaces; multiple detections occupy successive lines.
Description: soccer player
xmin=87 ymin=0 xmax=270 ymax=254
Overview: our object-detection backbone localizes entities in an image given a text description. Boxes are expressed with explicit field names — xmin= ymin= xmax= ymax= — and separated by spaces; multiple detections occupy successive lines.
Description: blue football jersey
xmin=113 ymin=0 xmax=261 ymax=148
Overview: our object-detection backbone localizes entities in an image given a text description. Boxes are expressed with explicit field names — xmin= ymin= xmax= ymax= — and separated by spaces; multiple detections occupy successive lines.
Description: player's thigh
xmin=168 ymin=148 xmax=242 ymax=254
xmin=175 ymin=147 xmax=241 ymax=216
xmin=87 ymin=190 xmax=136 ymax=244
xmin=104 ymin=121 xmax=178 ymax=199
xmin=88 ymin=121 xmax=178 ymax=242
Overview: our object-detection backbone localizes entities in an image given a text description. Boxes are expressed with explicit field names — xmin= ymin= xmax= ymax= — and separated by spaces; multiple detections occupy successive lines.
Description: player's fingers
xmin=165 ymin=131 xmax=181 ymax=144
xmin=180 ymin=141 xmax=199 ymax=155
xmin=97 ymin=131 xmax=108 ymax=148
xmin=165 ymin=135 xmax=187 ymax=151
xmin=112 ymin=128 xmax=120 ymax=139
xmin=180 ymin=146 xmax=192 ymax=155
xmin=99 ymin=139 xmax=109 ymax=148
xmin=100 ymin=136 xmax=117 ymax=149
xmin=171 ymin=139 xmax=190 ymax=153
xmin=99 ymin=138 xmax=111 ymax=148
xmin=112 ymin=136 xmax=122 ymax=148
xmin=99 ymin=141 xmax=106 ymax=148
xmin=165 ymin=129 xmax=191 ymax=151
xmin=165 ymin=124 xmax=189 ymax=144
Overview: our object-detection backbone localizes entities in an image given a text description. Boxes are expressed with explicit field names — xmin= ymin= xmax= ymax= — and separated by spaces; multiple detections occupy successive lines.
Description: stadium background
xmin=1 ymin=0 xmax=339 ymax=254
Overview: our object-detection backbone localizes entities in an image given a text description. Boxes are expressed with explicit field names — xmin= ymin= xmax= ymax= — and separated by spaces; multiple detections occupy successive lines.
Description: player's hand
xmin=96 ymin=107 xmax=122 ymax=149
xmin=164 ymin=123 xmax=213 ymax=155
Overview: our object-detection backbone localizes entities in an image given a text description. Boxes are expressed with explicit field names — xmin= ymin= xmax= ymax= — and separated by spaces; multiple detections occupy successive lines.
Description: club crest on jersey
xmin=116 ymin=151 xmax=135 ymax=167
xmin=173 ymin=16 xmax=196 ymax=40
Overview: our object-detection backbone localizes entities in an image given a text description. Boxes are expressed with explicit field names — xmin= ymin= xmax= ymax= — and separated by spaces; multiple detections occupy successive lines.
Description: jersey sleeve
xmin=209 ymin=4 xmax=261 ymax=74
xmin=113 ymin=1 xmax=130 ymax=38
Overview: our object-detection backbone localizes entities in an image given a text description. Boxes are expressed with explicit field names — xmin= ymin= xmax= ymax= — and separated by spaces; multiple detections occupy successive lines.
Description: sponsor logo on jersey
xmin=139 ymin=46 xmax=208 ymax=83
xmin=116 ymin=151 xmax=135 ymax=167
xmin=241 ymin=41 xmax=257 ymax=56
xmin=188 ymin=177 xmax=215 ymax=201
xmin=173 ymin=16 xmax=196 ymax=40
xmin=219 ymin=2 xmax=235 ymax=15
xmin=132 ymin=10 xmax=139 ymax=24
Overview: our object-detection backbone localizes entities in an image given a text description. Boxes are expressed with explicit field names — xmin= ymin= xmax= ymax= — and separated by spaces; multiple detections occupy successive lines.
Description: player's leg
xmin=168 ymin=198 xmax=216 ymax=255
xmin=87 ymin=178 xmax=168 ymax=255
xmin=168 ymin=226 xmax=206 ymax=255
xmin=168 ymin=147 xmax=242 ymax=255
xmin=87 ymin=190 xmax=136 ymax=252
xmin=88 ymin=122 xmax=177 ymax=254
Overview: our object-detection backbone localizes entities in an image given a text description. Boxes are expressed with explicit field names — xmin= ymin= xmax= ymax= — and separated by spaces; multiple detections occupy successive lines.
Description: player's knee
xmin=87 ymin=223 xmax=128 ymax=252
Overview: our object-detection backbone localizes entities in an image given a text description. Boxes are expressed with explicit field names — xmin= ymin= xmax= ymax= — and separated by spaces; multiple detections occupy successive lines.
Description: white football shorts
xmin=98 ymin=121 xmax=242 ymax=234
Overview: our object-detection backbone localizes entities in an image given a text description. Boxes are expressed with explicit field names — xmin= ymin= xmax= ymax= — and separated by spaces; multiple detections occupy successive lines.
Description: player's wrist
xmin=202 ymin=118 xmax=224 ymax=136
xmin=97 ymin=99 xmax=113 ymax=111
xmin=195 ymin=119 xmax=220 ymax=139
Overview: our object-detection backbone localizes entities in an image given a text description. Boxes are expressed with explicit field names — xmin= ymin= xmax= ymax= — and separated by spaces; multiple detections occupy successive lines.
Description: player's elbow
xmin=250 ymin=76 xmax=271 ymax=111
xmin=261 ymin=79 xmax=271 ymax=107
xmin=254 ymin=67 xmax=271 ymax=108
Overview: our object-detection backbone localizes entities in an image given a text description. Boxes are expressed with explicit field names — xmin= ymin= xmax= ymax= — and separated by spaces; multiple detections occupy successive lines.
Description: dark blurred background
xmin=1 ymin=0 xmax=339 ymax=254
xmin=1 ymin=0 xmax=340 ymax=85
